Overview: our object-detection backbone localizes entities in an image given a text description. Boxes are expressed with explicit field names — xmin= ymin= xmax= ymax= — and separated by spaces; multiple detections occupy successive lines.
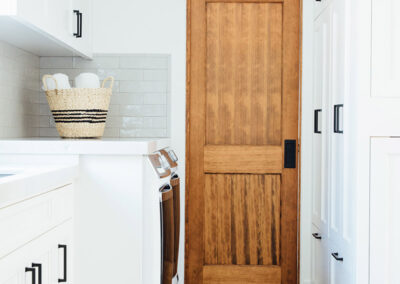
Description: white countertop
xmin=0 ymin=164 xmax=78 ymax=209
xmin=0 ymin=138 xmax=170 ymax=155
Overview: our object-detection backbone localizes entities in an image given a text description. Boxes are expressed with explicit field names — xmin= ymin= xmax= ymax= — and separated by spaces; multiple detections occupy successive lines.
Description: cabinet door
xmin=371 ymin=0 xmax=400 ymax=97
xmin=370 ymin=138 xmax=400 ymax=284
xmin=312 ymin=7 xmax=330 ymax=237
xmin=329 ymin=241 xmax=351 ymax=284
xmin=311 ymin=225 xmax=330 ymax=284
xmin=0 ymin=220 xmax=73 ymax=284
xmin=327 ymin=1 xmax=353 ymax=283
xmin=328 ymin=0 xmax=350 ymax=246
xmin=18 ymin=0 xmax=73 ymax=46
xmin=70 ymin=0 xmax=92 ymax=57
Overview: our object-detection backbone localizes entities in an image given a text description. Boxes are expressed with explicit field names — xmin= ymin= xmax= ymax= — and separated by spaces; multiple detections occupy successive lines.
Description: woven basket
xmin=42 ymin=75 xmax=114 ymax=138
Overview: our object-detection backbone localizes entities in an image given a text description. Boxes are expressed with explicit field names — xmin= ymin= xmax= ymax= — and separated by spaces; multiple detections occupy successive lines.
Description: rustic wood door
xmin=186 ymin=0 xmax=300 ymax=283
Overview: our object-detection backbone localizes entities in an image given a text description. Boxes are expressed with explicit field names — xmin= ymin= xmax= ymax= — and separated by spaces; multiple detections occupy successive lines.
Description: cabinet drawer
xmin=0 ymin=220 xmax=73 ymax=284
xmin=0 ymin=184 xmax=73 ymax=259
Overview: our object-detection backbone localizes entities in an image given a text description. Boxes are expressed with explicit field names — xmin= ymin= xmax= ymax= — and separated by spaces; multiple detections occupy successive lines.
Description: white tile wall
xmin=39 ymin=55 xmax=170 ymax=138
xmin=0 ymin=41 xmax=40 ymax=138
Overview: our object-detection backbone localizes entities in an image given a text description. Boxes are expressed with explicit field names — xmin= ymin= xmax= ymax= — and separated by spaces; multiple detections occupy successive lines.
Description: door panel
xmin=205 ymin=3 xmax=282 ymax=146
xmin=204 ymin=174 xmax=280 ymax=266
xmin=186 ymin=0 xmax=300 ymax=283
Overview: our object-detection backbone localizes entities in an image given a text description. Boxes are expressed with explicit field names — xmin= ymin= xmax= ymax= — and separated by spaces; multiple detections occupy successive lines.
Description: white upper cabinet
xmin=0 ymin=0 xmax=92 ymax=58
xmin=371 ymin=0 xmax=400 ymax=97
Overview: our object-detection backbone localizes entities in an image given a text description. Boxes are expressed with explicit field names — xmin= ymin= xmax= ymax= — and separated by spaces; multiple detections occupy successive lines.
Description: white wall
xmin=92 ymin=0 xmax=187 ymax=281
xmin=0 ymin=40 xmax=40 ymax=138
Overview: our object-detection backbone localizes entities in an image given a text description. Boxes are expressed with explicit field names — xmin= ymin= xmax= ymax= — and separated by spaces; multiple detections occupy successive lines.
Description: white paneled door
xmin=370 ymin=138 xmax=400 ymax=284
xmin=312 ymin=6 xmax=330 ymax=238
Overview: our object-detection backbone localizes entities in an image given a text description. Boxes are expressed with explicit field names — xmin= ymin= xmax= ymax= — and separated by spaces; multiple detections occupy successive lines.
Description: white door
xmin=327 ymin=1 xmax=353 ymax=282
xmin=312 ymin=5 xmax=330 ymax=239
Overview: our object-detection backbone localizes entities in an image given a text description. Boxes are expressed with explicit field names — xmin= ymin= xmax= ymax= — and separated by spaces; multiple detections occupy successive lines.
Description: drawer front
xmin=0 ymin=220 xmax=73 ymax=284
xmin=0 ymin=184 xmax=73 ymax=259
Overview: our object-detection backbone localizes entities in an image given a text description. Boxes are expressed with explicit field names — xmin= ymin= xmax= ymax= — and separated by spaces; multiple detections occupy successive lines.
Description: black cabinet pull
xmin=25 ymin=267 xmax=36 ymax=284
xmin=331 ymin=252 xmax=344 ymax=261
xmin=32 ymin=263 xmax=42 ymax=284
xmin=314 ymin=109 xmax=322 ymax=134
xmin=334 ymin=104 xmax=343 ymax=133
xmin=312 ymin=233 xmax=322 ymax=240
xmin=58 ymin=244 xmax=67 ymax=282
xmin=73 ymin=10 xmax=82 ymax=38
xmin=79 ymin=12 xmax=83 ymax=37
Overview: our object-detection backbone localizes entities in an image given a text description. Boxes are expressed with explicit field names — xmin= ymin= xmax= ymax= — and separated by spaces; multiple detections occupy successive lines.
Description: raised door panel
xmin=328 ymin=0 xmax=349 ymax=246
xmin=370 ymin=138 xmax=400 ymax=284
xmin=186 ymin=0 xmax=300 ymax=283
xmin=371 ymin=0 xmax=400 ymax=98
xmin=204 ymin=174 xmax=280 ymax=266
xmin=312 ymin=7 xmax=330 ymax=236
xmin=206 ymin=3 xmax=282 ymax=147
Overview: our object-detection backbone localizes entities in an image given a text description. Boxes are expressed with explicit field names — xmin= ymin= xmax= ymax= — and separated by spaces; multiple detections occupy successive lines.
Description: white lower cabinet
xmin=0 ymin=185 xmax=73 ymax=284
xmin=370 ymin=138 xmax=400 ymax=283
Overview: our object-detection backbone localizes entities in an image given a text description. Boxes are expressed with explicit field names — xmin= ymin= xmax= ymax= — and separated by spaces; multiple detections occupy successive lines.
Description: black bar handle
xmin=312 ymin=233 xmax=322 ymax=240
xmin=314 ymin=109 xmax=322 ymax=134
xmin=79 ymin=11 xmax=83 ymax=38
xmin=334 ymin=104 xmax=344 ymax=133
xmin=58 ymin=244 xmax=67 ymax=282
xmin=25 ymin=267 xmax=36 ymax=284
xmin=32 ymin=263 xmax=42 ymax=284
xmin=73 ymin=10 xmax=80 ymax=37
xmin=331 ymin=252 xmax=344 ymax=261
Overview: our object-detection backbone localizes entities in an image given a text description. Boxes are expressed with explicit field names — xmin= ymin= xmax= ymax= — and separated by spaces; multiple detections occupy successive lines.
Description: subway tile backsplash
xmin=0 ymin=41 xmax=40 ymax=138
xmin=39 ymin=54 xmax=170 ymax=138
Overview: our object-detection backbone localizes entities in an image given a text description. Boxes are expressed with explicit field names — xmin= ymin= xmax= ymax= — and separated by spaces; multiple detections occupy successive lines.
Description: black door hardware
xmin=331 ymin=252 xmax=344 ymax=261
xmin=314 ymin=109 xmax=322 ymax=134
xmin=32 ymin=263 xmax=42 ymax=284
xmin=312 ymin=233 xmax=322 ymax=240
xmin=58 ymin=244 xmax=67 ymax=282
xmin=334 ymin=104 xmax=343 ymax=133
xmin=73 ymin=10 xmax=83 ymax=38
xmin=284 ymin=140 xmax=297 ymax=169
xmin=25 ymin=267 xmax=36 ymax=284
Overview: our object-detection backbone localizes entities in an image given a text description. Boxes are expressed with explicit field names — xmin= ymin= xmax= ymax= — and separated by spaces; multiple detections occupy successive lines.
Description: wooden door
xmin=186 ymin=0 xmax=300 ymax=283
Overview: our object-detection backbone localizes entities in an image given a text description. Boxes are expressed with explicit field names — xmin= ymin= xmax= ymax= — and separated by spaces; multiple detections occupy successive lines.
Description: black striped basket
xmin=42 ymin=75 xmax=113 ymax=138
